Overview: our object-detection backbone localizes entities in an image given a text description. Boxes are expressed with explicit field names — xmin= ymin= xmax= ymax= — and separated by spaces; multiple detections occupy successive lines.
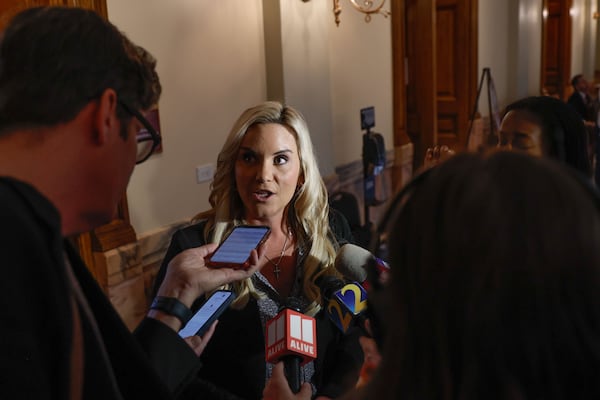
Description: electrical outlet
xmin=195 ymin=164 xmax=214 ymax=184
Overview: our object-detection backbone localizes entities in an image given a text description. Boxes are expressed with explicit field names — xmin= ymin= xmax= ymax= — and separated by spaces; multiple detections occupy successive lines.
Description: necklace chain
xmin=265 ymin=231 xmax=291 ymax=281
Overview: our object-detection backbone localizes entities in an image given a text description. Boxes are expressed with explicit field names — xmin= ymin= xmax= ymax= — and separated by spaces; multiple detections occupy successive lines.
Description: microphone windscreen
xmin=334 ymin=244 xmax=371 ymax=282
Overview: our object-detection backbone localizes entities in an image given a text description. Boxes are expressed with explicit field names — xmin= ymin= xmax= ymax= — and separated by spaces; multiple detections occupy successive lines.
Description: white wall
xmin=478 ymin=0 xmax=511 ymax=114
xmin=477 ymin=0 xmax=544 ymax=115
xmin=328 ymin=3 xmax=393 ymax=166
xmin=571 ymin=0 xmax=586 ymax=78
xmin=585 ymin=0 xmax=598 ymax=80
xmin=572 ymin=0 xmax=596 ymax=80
xmin=279 ymin=0 xmax=337 ymax=175
xmin=515 ymin=0 xmax=543 ymax=98
xmin=265 ymin=0 xmax=392 ymax=172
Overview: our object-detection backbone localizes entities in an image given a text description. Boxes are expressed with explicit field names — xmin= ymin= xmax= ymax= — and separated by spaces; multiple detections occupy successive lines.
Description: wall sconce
xmin=303 ymin=0 xmax=390 ymax=26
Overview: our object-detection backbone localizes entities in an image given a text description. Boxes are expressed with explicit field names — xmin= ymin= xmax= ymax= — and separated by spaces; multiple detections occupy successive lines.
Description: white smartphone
xmin=207 ymin=225 xmax=270 ymax=269
xmin=178 ymin=290 xmax=235 ymax=337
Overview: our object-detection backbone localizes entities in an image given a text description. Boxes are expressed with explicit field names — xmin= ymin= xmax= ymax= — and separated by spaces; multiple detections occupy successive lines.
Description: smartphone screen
xmin=178 ymin=290 xmax=235 ymax=337
xmin=208 ymin=225 xmax=270 ymax=268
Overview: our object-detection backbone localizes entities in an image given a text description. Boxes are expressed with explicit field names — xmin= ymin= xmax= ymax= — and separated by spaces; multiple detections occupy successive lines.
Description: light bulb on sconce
xmin=303 ymin=0 xmax=390 ymax=27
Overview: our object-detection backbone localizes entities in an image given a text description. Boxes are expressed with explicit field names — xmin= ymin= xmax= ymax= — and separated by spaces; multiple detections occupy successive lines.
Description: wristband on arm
xmin=150 ymin=296 xmax=193 ymax=326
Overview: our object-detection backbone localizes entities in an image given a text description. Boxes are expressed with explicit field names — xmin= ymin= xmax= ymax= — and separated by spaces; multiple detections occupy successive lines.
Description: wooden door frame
xmin=391 ymin=0 xmax=410 ymax=148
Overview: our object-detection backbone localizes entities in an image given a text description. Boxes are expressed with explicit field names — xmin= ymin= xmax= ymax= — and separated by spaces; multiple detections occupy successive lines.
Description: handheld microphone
xmin=333 ymin=244 xmax=390 ymax=348
xmin=265 ymin=298 xmax=317 ymax=393
xmin=334 ymin=243 xmax=390 ymax=290
xmin=317 ymin=275 xmax=368 ymax=334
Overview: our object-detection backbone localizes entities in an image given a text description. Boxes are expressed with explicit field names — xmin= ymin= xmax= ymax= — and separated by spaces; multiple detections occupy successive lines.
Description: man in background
xmin=567 ymin=74 xmax=599 ymax=184
xmin=567 ymin=74 xmax=595 ymax=123
xmin=0 ymin=7 xmax=260 ymax=399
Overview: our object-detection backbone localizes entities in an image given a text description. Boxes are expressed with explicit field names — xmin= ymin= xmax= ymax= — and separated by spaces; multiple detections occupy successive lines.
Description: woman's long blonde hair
xmin=195 ymin=101 xmax=339 ymax=314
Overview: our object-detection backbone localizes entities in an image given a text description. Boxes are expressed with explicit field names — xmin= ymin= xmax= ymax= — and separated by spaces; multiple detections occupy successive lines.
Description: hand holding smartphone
xmin=178 ymin=290 xmax=235 ymax=337
xmin=207 ymin=225 xmax=270 ymax=269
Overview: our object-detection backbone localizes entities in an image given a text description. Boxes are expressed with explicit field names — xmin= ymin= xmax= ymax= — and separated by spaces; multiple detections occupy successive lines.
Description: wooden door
xmin=1 ymin=0 xmax=107 ymax=29
xmin=540 ymin=0 xmax=571 ymax=99
xmin=398 ymin=0 xmax=477 ymax=169
xmin=403 ymin=0 xmax=437 ymax=170
xmin=435 ymin=0 xmax=477 ymax=151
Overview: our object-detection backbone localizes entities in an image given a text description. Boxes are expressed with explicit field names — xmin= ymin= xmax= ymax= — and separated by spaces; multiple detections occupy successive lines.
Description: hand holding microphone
xmin=263 ymin=362 xmax=312 ymax=400
xmin=265 ymin=298 xmax=317 ymax=393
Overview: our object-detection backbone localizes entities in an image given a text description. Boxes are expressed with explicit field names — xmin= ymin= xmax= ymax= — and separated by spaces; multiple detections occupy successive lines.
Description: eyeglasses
xmin=119 ymin=101 xmax=162 ymax=164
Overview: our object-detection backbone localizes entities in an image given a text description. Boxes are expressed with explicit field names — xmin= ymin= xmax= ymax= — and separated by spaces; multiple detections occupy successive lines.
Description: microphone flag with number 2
xmin=326 ymin=282 xmax=368 ymax=333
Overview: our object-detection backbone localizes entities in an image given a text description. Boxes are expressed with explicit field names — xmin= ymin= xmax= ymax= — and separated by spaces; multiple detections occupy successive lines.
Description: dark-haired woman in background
xmin=498 ymin=95 xmax=592 ymax=179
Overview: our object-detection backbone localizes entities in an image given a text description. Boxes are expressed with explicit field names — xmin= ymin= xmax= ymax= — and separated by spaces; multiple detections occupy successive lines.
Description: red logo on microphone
xmin=265 ymin=309 xmax=316 ymax=364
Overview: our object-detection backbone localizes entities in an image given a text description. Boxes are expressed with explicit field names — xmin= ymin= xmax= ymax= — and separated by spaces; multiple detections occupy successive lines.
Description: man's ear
xmin=93 ymin=88 xmax=119 ymax=145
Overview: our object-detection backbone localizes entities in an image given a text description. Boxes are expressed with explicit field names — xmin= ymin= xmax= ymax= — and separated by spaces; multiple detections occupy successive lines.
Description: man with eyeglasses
xmin=0 ymin=7 xmax=262 ymax=400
